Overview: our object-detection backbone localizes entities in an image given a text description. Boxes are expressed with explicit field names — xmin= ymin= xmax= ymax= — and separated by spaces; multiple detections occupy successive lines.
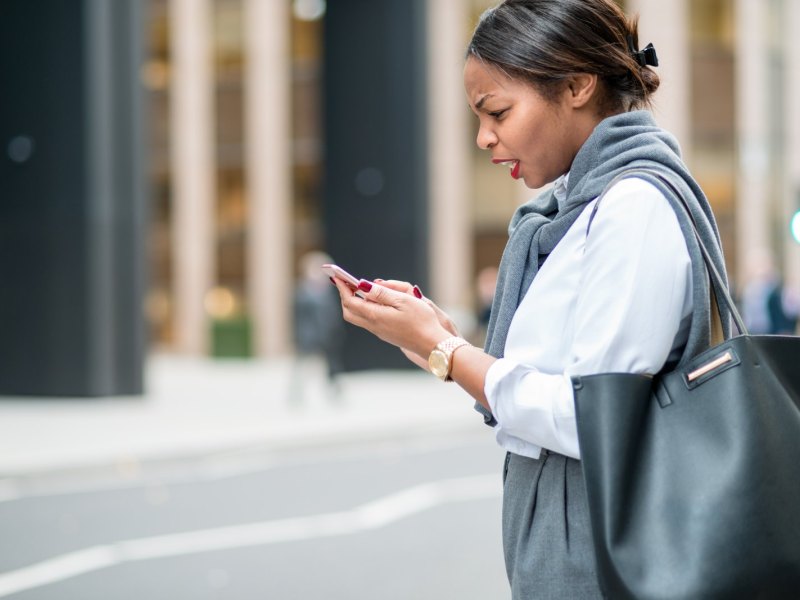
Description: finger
xmin=423 ymin=297 xmax=445 ymax=316
xmin=331 ymin=277 xmax=359 ymax=306
xmin=423 ymin=297 xmax=444 ymax=316
xmin=341 ymin=302 xmax=369 ymax=328
xmin=340 ymin=285 xmax=388 ymax=324
xmin=341 ymin=299 xmax=395 ymax=340
xmin=375 ymin=279 xmax=414 ymax=294
xmin=356 ymin=280 xmax=407 ymax=307
xmin=422 ymin=298 xmax=444 ymax=315
xmin=330 ymin=276 xmax=349 ymax=296
xmin=423 ymin=298 xmax=460 ymax=336
xmin=330 ymin=276 xmax=345 ymax=298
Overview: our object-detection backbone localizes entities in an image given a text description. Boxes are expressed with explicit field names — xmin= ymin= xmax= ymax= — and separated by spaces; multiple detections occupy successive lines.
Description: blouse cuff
xmin=484 ymin=359 xmax=581 ymax=459
xmin=484 ymin=357 xmax=522 ymax=417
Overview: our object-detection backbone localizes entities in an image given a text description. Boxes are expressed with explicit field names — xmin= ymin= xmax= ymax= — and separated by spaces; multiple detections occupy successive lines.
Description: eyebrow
xmin=475 ymin=94 xmax=494 ymax=110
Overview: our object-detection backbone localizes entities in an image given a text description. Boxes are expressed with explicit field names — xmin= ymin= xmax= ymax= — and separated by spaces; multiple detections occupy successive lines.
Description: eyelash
xmin=488 ymin=109 xmax=508 ymax=119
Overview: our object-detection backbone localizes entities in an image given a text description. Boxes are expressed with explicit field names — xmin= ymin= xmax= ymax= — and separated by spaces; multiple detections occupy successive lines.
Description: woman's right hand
xmin=375 ymin=279 xmax=460 ymax=370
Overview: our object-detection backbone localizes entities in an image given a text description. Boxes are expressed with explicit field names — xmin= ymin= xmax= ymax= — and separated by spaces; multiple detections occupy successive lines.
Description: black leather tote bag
xmin=572 ymin=173 xmax=800 ymax=599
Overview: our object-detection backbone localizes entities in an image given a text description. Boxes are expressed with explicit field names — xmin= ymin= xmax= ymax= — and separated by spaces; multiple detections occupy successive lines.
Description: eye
xmin=488 ymin=108 xmax=508 ymax=119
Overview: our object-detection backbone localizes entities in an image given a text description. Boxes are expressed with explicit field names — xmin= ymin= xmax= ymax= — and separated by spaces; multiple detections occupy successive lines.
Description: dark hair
xmin=466 ymin=0 xmax=660 ymax=113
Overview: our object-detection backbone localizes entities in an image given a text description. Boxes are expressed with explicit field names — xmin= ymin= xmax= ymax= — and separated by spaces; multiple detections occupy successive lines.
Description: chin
xmin=525 ymin=169 xmax=565 ymax=190
xmin=522 ymin=175 xmax=545 ymax=189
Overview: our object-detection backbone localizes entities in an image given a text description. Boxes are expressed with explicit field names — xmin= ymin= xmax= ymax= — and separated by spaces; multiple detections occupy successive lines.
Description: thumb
xmin=358 ymin=279 xmax=405 ymax=307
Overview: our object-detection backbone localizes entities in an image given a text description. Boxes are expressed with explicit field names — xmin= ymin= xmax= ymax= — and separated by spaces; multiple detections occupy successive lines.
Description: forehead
xmin=463 ymin=57 xmax=529 ymax=106
xmin=464 ymin=58 xmax=509 ymax=94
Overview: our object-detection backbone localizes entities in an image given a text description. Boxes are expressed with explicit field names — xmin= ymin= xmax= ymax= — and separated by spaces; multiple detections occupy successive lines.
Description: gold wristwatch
xmin=428 ymin=336 xmax=471 ymax=381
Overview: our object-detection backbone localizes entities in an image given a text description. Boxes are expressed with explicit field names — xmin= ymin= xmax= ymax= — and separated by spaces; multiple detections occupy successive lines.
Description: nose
xmin=476 ymin=122 xmax=497 ymax=150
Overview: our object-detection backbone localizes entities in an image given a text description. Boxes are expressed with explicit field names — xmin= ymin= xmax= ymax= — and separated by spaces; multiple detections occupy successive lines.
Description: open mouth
xmin=492 ymin=159 xmax=521 ymax=180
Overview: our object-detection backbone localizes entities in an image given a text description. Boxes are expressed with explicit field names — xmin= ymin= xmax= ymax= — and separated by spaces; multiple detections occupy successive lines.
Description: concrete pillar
xmin=244 ymin=0 xmax=292 ymax=357
xmin=783 ymin=0 xmax=800 ymax=289
xmin=0 ymin=0 xmax=145 ymax=395
xmin=427 ymin=0 xmax=471 ymax=311
xmin=629 ymin=0 xmax=691 ymax=160
xmin=324 ymin=0 xmax=429 ymax=370
xmin=170 ymin=0 xmax=215 ymax=354
xmin=734 ymin=0 xmax=771 ymax=284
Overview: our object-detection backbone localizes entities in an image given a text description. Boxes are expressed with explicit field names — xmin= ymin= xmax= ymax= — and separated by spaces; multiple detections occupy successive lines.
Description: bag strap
xmin=709 ymin=287 xmax=725 ymax=345
xmin=586 ymin=169 xmax=747 ymax=338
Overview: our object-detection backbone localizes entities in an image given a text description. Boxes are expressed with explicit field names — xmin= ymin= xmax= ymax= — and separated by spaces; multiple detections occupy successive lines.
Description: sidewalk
xmin=0 ymin=355 xmax=485 ymax=477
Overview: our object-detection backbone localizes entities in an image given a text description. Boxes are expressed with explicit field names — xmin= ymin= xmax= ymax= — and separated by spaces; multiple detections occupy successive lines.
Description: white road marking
xmin=0 ymin=432 xmax=493 ymax=504
xmin=0 ymin=473 xmax=501 ymax=598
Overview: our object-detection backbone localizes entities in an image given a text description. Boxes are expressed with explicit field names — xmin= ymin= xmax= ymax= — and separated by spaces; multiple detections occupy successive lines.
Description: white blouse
xmin=483 ymin=175 xmax=693 ymax=460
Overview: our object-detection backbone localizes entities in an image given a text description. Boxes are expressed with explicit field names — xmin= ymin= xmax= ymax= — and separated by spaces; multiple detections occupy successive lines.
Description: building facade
xmin=145 ymin=0 xmax=800 ymax=359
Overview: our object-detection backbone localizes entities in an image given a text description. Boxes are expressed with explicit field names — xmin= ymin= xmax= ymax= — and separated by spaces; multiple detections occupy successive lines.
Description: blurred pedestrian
xmin=473 ymin=266 xmax=498 ymax=346
xmin=767 ymin=281 xmax=799 ymax=334
xmin=330 ymin=1 xmax=737 ymax=597
xmin=740 ymin=248 xmax=776 ymax=334
xmin=740 ymin=249 xmax=799 ymax=334
xmin=291 ymin=251 xmax=345 ymax=405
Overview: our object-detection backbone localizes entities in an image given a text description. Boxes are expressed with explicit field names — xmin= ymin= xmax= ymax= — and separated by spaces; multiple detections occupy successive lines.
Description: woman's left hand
xmin=375 ymin=279 xmax=461 ymax=339
xmin=331 ymin=278 xmax=451 ymax=359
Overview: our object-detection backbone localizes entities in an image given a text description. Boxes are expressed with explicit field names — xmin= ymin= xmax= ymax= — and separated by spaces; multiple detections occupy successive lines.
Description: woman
xmin=331 ymin=0 xmax=731 ymax=597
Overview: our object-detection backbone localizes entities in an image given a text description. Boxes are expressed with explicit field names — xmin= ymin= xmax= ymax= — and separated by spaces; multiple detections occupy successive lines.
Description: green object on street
xmin=211 ymin=316 xmax=252 ymax=358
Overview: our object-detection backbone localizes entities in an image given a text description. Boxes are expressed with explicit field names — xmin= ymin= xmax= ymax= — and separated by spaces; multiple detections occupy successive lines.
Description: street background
xmin=2 ymin=0 xmax=800 ymax=598
xmin=0 ymin=357 xmax=509 ymax=599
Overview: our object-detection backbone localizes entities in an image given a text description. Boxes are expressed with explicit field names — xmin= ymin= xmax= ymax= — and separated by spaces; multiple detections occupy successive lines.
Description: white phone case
xmin=321 ymin=264 xmax=359 ymax=287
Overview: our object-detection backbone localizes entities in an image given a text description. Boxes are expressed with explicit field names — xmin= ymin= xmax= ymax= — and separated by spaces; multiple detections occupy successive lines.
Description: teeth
xmin=499 ymin=160 xmax=516 ymax=167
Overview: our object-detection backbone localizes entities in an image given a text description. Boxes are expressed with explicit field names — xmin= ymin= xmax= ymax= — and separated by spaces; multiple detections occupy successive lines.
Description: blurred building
xmin=4 ymin=1 xmax=798 ymax=395
xmin=144 ymin=0 xmax=800 ymax=364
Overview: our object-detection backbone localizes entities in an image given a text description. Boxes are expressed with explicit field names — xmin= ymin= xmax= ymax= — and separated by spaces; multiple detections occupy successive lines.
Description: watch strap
xmin=436 ymin=336 xmax=470 ymax=381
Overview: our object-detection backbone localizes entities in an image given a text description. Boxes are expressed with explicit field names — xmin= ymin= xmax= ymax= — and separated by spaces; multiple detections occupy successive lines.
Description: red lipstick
xmin=492 ymin=158 xmax=521 ymax=180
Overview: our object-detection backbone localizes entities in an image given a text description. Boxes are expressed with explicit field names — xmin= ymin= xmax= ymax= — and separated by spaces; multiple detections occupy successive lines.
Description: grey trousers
xmin=502 ymin=450 xmax=604 ymax=599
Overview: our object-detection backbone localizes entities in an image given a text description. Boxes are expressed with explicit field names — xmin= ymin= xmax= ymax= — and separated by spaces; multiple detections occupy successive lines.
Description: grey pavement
xmin=0 ymin=354 xmax=486 ymax=478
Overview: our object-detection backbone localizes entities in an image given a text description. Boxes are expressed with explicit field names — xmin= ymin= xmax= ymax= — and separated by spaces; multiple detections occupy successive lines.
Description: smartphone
xmin=322 ymin=263 xmax=359 ymax=287
xmin=322 ymin=263 xmax=369 ymax=298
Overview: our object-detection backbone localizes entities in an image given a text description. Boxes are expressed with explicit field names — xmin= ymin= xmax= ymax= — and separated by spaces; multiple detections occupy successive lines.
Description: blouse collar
xmin=553 ymin=172 xmax=570 ymax=211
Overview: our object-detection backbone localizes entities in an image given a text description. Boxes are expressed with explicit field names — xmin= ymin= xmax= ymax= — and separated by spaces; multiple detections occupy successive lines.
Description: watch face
xmin=428 ymin=349 xmax=449 ymax=378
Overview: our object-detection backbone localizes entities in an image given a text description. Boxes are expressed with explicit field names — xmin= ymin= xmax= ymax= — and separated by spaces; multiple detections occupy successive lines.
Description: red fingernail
xmin=358 ymin=280 xmax=373 ymax=293
xmin=413 ymin=285 xmax=423 ymax=299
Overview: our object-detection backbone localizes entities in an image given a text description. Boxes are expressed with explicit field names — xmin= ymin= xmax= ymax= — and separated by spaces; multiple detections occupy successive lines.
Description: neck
xmin=564 ymin=106 xmax=609 ymax=174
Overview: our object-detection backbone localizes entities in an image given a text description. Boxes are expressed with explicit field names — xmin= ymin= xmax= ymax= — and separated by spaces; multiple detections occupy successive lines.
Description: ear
xmin=566 ymin=73 xmax=598 ymax=109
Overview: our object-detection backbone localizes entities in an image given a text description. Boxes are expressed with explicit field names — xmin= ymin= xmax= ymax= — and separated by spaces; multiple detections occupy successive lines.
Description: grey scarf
xmin=478 ymin=110 xmax=732 ymax=424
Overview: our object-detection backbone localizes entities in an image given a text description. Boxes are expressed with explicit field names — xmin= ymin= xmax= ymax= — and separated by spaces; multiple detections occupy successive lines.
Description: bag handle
xmin=589 ymin=169 xmax=747 ymax=337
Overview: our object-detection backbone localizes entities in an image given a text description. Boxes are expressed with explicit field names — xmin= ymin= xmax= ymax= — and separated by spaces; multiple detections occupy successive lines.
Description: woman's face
xmin=463 ymin=57 xmax=586 ymax=189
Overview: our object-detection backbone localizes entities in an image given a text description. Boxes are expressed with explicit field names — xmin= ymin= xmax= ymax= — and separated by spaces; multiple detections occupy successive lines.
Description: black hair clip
xmin=626 ymin=34 xmax=659 ymax=67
